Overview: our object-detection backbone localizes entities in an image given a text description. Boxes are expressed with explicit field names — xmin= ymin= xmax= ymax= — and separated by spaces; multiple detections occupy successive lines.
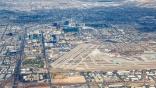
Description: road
xmin=41 ymin=31 xmax=52 ymax=88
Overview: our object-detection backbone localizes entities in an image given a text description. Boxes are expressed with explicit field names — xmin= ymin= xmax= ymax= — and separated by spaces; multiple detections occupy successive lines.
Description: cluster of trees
xmin=23 ymin=56 xmax=44 ymax=68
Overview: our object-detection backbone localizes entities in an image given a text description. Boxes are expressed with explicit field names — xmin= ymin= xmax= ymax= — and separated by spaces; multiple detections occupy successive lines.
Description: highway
xmin=12 ymin=27 xmax=27 ymax=88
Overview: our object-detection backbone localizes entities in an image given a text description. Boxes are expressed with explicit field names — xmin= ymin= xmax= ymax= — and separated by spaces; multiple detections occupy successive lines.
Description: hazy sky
xmin=0 ymin=0 xmax=156 ymax=11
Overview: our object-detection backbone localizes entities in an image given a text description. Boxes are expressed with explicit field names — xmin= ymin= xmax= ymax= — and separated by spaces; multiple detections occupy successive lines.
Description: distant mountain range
xmin=0 ymin=0 xmax=156 ymax=11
